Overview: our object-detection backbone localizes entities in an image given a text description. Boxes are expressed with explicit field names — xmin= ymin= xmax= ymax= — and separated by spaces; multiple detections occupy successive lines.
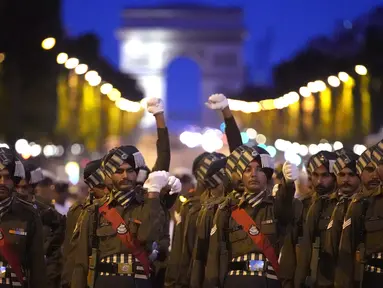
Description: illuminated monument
xmin=117 ymin=5 xmax=245 ymax=130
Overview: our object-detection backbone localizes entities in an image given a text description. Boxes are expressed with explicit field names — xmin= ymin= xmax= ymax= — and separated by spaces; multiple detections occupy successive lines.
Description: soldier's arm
xmin=137 ymin=195 xmax=166 ymax=250
xmin=71 ymin=209 xmax=92 ymax=288
xmin=222 ymin=107 xmax=242 ymax=153
xmin=151 ymin=112 xmax=171 ymax=172
xmin=334 ymin=201 xmax=363 ymax=288
xmin=294 ymin=200 xmax=320 ymax=286
xmin=274 ymin=180 xmax=296 ymax=225
xmin=27 ymin=211 xmax=47 ymax=288
xmin=203 ymin=208 xmax=228 ymax=288
xmin=165 ymin=204 xmax=186 ymax=286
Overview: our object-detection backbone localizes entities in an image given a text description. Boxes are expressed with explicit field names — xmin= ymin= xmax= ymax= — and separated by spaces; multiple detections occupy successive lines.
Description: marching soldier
xmin=71 ymin=146 xmax=171 ymax=288
xmin=15 ymin=163 xmax=66 ymax=288
xmin=295 ymin=151 xmax=338 ymax=287
xmin=0 ymin=148 xmax=46 ymax=287
xmin=189 ymin=158 xmax=230 ymax=288
xmin=204 ymin=145 xmax=298 ymax=288
xmin=61 ymin=159 xmax=108 ymax=288
xmin=321 ymin=150 xmax=360 ymax=286
xmin=335 ymin=144 xmax=382 ymax=287
xmin=165 ymin=93 xmax=242 ymax=288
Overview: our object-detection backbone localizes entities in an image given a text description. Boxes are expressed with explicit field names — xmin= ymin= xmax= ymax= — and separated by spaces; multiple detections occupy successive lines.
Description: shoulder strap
xmin=231 ymin=208 xmax=280 ymax=276
xmin=0 ymin=229 xmax=24 ymax=283
xmin=98 ymin=203 xmax=151 ymax=276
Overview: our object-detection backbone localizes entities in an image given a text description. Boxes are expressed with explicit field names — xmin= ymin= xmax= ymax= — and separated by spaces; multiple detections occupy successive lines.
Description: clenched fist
xmin=146 ymin=98 xmax=164 ymax=115
xmin=143 ymin=171 xmax=169 ymax=193
xmin=205 ymin=93 xmax=229 ymax=110
xmin=167 ymin=176 xmax=182 ymax=195
xmin=282 ymin=161 xmax=299 ymax=183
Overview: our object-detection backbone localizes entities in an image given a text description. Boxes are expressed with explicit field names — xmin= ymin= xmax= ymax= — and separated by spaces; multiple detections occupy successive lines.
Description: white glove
xmin=205 ymin=93 xmax=229 ymax=110
xmin=167 ymin=176 xmax=182 ymax=195
xmin=282 ymin=161 xmax=299 ymax=183
xmin=146 ymin=98 xmax=164 ymax=115
xmin=143 ymin=171 xmax=169 ymax=193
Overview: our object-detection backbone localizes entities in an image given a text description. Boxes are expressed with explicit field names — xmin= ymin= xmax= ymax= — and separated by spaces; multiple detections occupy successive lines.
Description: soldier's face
xmin=91 ymin=184 xmax=108 ymax=199
xmin=231 ymin=171 xmax=244 ymax=193
xmin=111 ymin=163 xmax=137 ymax=192
xmin=242 ymin=161 xmax=268 ymax=194
xmin=377 ymin=161 xmax=383 ymax=182
xmin=15 ymin=179 xmax=33 ymax=201
xmin=361 ymin=163 xmax=380 ymax=190
xmin=307 ymin=175 xmax=313 ymax=191
xmin=337 ymin=167 xmax=360 ymax=195
xmin=312 ymin=165 xmax=335 ymax=195
xmin=0 ymin=168 xmax=14 ymax=200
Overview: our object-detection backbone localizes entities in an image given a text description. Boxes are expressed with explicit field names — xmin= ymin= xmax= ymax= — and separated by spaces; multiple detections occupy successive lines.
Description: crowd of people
xmin=0 ymin=94 xmax=382 ymax=288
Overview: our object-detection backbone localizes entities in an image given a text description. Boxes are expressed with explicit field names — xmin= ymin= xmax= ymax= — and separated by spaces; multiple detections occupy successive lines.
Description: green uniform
xmin=204 ymin=182 xmax=296 ymax=288
xmin=0 ymin=196 xmax=47 ymax=288
xmin=190 ymin=193 xmax=240 ymax=288
xmin=71 ymin=189 xmax=166 ymax=288
xmin=295 ymin=191 xmax=341 ymax=287
xmin=335 ymin=187 xmax=382 ymax=288
xmin=61 ymin=198 xmax=92 ymax=288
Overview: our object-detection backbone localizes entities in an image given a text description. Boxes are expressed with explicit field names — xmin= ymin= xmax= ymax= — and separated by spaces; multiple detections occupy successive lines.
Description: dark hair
xmin=55 ymin=182 xmax=69 ymax=194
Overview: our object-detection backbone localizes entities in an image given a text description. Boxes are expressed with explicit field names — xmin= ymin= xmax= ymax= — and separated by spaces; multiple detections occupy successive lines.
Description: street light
xmin=65 ymin=58 xmax=79 ymax=69
xmin=42 ymin=37 xmax=56 ymax=50
xmin=75 ymin=64 xmax=88 ymax=75
xmin=56 ymin=53 xmax=68 ymax=64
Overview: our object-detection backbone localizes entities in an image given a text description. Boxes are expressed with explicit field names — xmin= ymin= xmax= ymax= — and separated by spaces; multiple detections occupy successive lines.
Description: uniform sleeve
xmin=190 ymin=209 xmax=209 ymax=288
xmin=294 ymin=199 xmax=322 ymax=287
xmin=334 ymin=201 xmax=363 ymax=288
xmin=279 ymin=200 xmax=303 ymax=288
xmin=71 ymin=209 xmax=92 ymax=288
xmin=137 ymin=197 xmax=166 ymax=250
xmin=27 ymin=212 xmax=47 ymax=288
xmin=204 ymin=208 xmax=228 ymax=288
xmin=61 ymin=207 xmax=82 ymax=287
xmin=324 ymin=205 xmax=343 ymax=261
xmin=224 ymin=116 xmax=242 ymax=153
xmin=274 ymin=181 xmax=296 ymax=226
xmin=175 ymin=206 xmax=200 ymax=288
xmin=152 ymin=127 xmax=171 ymax=172
xmin=165 ymin=204 xmax=186 ymax=287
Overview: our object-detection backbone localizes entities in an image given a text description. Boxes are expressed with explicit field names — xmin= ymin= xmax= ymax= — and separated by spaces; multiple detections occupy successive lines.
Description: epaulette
xmin=203 ymin=196 xmax=226 ymax=210
xmin=182 ymin=195 xmax=199 ymax=207
xmin=218 ymin=197 xmax=232 ymax=210
xmin=15 ymin=197 xmax=37 ymax=209
xmin=68 ymin=201 xmax=83 ymax=212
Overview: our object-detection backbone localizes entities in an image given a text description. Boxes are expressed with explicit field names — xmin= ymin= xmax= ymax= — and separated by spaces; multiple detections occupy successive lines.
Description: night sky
xmin=63 ymin=0 xmax=383 ymax=83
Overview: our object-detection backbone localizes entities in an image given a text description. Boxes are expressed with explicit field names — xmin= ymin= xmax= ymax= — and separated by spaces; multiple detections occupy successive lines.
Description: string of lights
xmin=226 ymin=65 xmax=368 ymax=113
xmin=41 ymin=37 xmax=143 ymax=113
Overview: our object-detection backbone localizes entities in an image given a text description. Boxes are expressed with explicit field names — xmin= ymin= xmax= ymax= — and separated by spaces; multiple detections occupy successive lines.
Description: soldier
xmin=71 ymin=146 xmax=171 ymax=288
xmin=165 ymin=93 xmax=242 ymax=288
xmin=295 ymin=151 xmax=338 ymax=287
xmin=61 ymin=159 xmax=108 ymax=288
xmin=322 ymin=150 xmax=360 ymax=286
xmin=15 ymin=163 xmax=66 ymax=288
xmin=0 ymin=148 xmax=46 ymax=287
xmin=334 ymin=145 xmax=382 ymax=287
xmin=190 ymin=158 xmax=230 ymax=288
xmin=204 ymin=145 xmax=298 ymax=288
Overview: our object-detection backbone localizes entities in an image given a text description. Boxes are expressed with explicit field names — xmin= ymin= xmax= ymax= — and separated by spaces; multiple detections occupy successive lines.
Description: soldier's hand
xmin=143 ymin=171 xmax=169 ymax=193
xmin=146 ymin=97 xmax=164 ymax=115
xmin=205 ymin=93 xmax=229 ymax=110
xmin=282 ymin=161 xmax=299 ymax=183
xmin=167 ymin=176 xmax=182 ymax=195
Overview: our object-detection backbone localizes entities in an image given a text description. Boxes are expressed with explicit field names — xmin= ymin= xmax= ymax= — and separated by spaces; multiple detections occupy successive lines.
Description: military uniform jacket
xmin=71 ymin=192 xmax=166 ymax=288
xmin=335 ymin=186 xmax=382 ymax=288
xmin=61 ymin=197 xmax=93 ymax=287
xmin=204 ymin=182 xmax=296 ymax=288
xmin=294 ymin=191 xmax=340 ymax=287
xmin=0 ymin=197 xmax=46 ymax=288
xmin=190 ymin=195 xmax=226 ymax=288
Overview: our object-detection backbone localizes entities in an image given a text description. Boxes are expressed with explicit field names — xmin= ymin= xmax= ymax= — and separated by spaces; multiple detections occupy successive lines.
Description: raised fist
xmin=205 ymin=93 xmax=229 ymax=110
xmin=282 ymin=161 xmax=299 ymax=183
xmin=146 ymin=98 xmax=164 ymax=115
xmin=167 ymin=176 xmax=182 ymax=195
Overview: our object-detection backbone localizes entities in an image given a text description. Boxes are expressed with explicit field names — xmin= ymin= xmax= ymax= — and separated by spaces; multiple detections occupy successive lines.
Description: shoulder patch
xmin=342 ymin=218 xmax=351 ymax=230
